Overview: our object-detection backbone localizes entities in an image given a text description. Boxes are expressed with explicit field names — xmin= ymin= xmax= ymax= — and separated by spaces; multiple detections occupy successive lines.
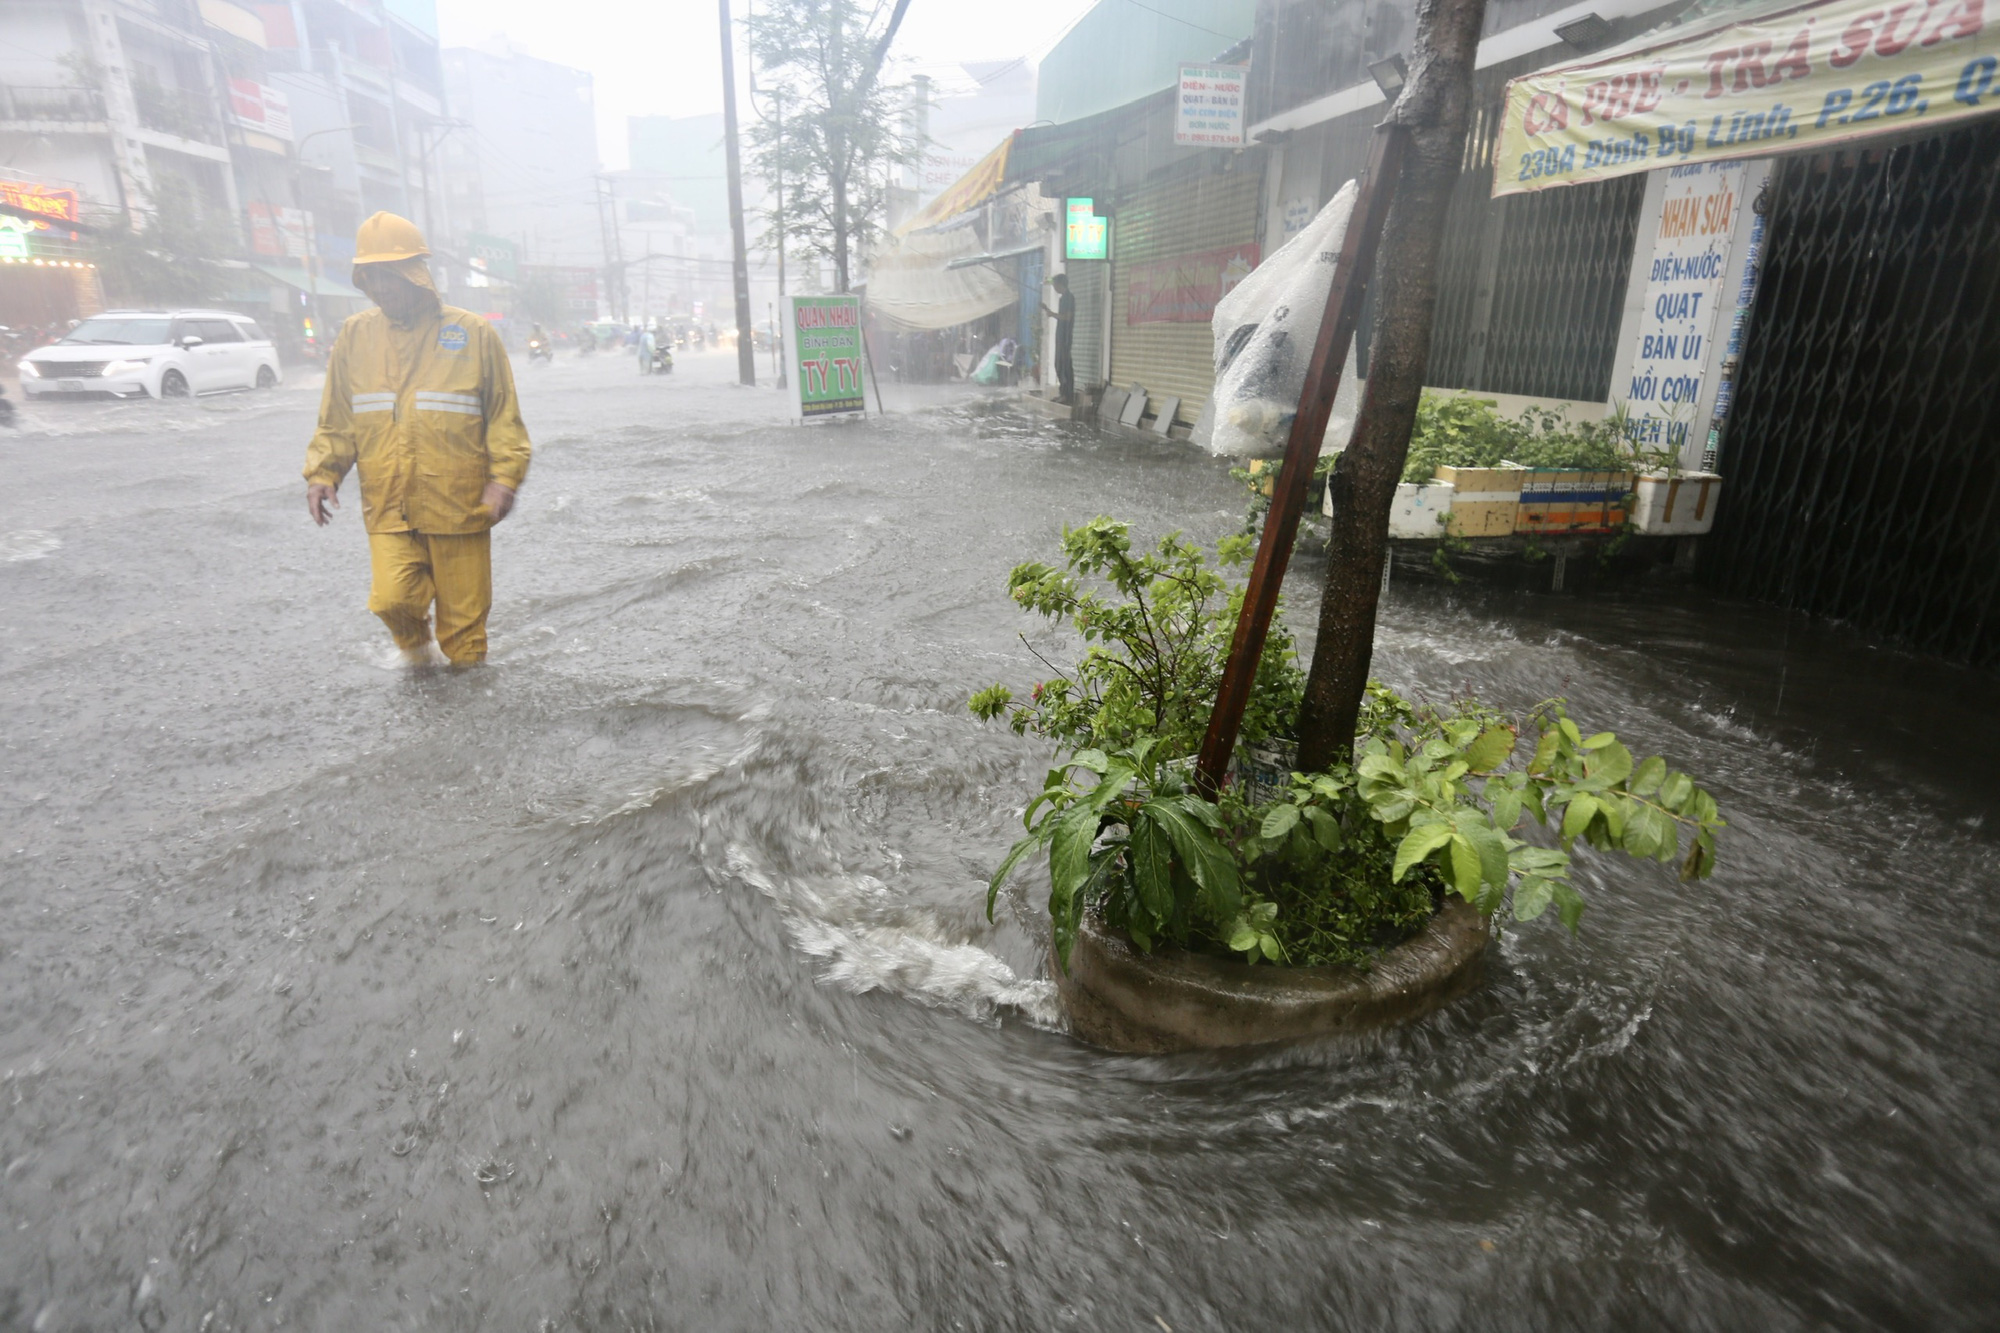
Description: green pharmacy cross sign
xmin=786 ymin=294 xmax=870 ymax=421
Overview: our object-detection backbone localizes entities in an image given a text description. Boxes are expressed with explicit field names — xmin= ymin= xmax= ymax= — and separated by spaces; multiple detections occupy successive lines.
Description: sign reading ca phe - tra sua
xmin=1495 ymin=0 xmax=1998 ymax=196
xmin=787 ymin=295 xmax=869 ymax=422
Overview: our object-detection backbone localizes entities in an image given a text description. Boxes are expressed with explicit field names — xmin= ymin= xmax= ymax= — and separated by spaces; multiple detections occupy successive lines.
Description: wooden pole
xmin=1193 ymin=124 xmax=1408 ymax=799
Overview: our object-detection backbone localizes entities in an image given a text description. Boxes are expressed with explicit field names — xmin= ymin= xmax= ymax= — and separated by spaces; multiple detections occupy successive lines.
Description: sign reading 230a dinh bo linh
xmin=1494 ymin=0 xmax=1998 ymax=196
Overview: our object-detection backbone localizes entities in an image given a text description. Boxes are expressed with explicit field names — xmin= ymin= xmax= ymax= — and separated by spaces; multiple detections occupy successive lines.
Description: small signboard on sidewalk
xmin=787 ymin=294 xmax=869 ymax=423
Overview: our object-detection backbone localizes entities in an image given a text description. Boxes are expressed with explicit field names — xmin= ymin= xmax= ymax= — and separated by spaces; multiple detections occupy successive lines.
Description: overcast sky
xmin=434 ymin=0 xmax=1102 ymax=169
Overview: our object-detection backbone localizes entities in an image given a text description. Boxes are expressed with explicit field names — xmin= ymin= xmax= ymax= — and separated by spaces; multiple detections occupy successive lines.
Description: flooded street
xmin=2 ymin=347 xmax=1997 ymax=1331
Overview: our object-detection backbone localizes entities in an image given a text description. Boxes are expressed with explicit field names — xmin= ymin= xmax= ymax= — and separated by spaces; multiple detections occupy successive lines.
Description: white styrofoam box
xmin=1631 ymin=472 xmax=1721 ymax=535
xmin=1338 ymin=480 xmax=1455 ymax=537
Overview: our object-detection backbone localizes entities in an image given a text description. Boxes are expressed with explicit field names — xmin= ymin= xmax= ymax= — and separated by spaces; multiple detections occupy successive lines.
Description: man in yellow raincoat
xmin=303 ymin=212 xmax=531 ymax=666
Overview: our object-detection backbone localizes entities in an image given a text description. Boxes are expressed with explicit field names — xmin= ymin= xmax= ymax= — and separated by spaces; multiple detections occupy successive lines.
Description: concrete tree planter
xmin=1052 ymin=899 xmax=1491 ymax=1054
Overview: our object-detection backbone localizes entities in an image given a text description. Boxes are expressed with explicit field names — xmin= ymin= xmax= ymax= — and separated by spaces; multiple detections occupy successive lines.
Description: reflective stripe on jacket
xmin=303 ymin=303 xmax=531 ymax=535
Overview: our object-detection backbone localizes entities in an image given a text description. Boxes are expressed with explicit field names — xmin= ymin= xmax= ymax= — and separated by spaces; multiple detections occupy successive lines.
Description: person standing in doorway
xmin=1045 ymin=273 xmax=1076 ymax=405
xmin=303 ymin=211 xmax=532 ymax=667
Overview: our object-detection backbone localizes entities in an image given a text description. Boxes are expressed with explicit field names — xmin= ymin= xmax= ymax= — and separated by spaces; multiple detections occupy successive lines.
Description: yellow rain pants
xmin=367 ymin=530 xmax=492 ymax=665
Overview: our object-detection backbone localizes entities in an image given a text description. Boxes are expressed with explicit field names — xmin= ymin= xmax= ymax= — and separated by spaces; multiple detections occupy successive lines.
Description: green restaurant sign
xmin=1065 ymin=198 xmax=1107 ymax=261
xmin=786 ymin=294 xmax=869 ymax=422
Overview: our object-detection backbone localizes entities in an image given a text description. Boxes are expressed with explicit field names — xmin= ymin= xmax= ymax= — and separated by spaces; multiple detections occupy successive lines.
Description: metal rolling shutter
xmin=1109 ymin=162 xmax=1263 ymax=428
xmin=1070 ymin=261 xmax=1105 ymax=389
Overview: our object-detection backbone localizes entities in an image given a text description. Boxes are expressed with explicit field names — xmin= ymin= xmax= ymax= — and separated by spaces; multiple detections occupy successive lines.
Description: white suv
xmin=17 ymin=309 xmax=283 ymax=400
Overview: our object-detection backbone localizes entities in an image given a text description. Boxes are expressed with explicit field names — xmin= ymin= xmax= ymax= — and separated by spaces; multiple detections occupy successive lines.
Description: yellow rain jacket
xmin=303 ymin=282 xmax=531 ymax=535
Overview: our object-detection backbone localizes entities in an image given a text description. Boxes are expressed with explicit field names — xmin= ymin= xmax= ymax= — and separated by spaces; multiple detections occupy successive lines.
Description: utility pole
xmin=293 ymin=124 xmax=359 ymax=360
xmin=595 ymin=174 xmax=628 ymax=322
xmin=773 ymin=91 xmax=786 ymax=388
xmin=719 ymin=0 xmax=756 ymax=386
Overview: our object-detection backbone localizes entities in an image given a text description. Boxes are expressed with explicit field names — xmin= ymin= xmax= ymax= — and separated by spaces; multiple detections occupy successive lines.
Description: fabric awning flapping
xmin=864 ymin=227 xmax=1019 ymax=331
xmin=895 ymin=136 xmax=1015 ymax=236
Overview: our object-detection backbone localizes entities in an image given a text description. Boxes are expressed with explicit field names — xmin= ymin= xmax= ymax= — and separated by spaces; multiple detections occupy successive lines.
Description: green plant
xmin=970 ymin=517 xmax=1304 ymax=761
xmin=975 ymin=522 xmax=1726 ymax=976
xmin=987 ymin=739 xmax=1243 ymax=965
xmin=1399 ymin=393 xmax=1672 ymax=482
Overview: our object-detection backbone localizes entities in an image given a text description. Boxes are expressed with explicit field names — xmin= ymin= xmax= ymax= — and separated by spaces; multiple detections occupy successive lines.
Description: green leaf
xmin=1356 ymin=752 xmax=1405 ymax=786
xmin=1658 ymin=770 xmax=1694 ymax=813
xmin=1394 ymin=823 xmax=1456 ymax=882
xmin=1560 ymin=794 xmax=1597 ymax=845
xmin=1128 ymin=812 xmax=1174 ymax=923
xmin=1259 ymin=934 xmax=1285 ymax=963
xmin=1490 ymin=785 xmax=1523 ymax=832
xmin=1552 ymin=881 xmax=1587 ymax=933
xmin=1582 ymin=731 xmax=1618 ymax=750
xmin=1448 ymin=835 xmax=1484 ymax=901
xmin=1585 ymin=740 xmax=1633 ymax=786
xmin=1463 ymin=818 xmax=1511 ymax=889
xmin=1513 ymin=877 xmax=1553 ymax=921
xmin=1463 ymin=724 xmax=1517 ymax=772
xmin=1149 ymin=794 xmax=1243 ymax=920
xmin=1614 ymin=803 xmax=1652 ymax=859
xmin=986 ymin=832 xmax=1045 ymax=921
xmin=1528 ymin=728 xmax=1561 ymax=775
xmin=1260 ymin=803 xmax=1301 ymax=841
xmin=1070 ymin=748 xmax=1110 ymax=774
xmin=1047 ymin=802 xmax=1101 ymax=906
xmin=1303 ymin=806 xmax=1344 ymax=852
xmin=1631 ymin=755 xmax=1666 ymax=797
xmin=1558 ymin=717 xmax=1584 ymax=747
xmin=1681 ymin=827 xmax=1716 ymax=881
xmin=1227 ymin=919 xmax=1259 ymax=954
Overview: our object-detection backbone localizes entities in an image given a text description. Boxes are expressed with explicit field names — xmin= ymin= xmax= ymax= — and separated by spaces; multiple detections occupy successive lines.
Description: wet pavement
xmin=1 ymin=347 xmax=1997 ymax=1330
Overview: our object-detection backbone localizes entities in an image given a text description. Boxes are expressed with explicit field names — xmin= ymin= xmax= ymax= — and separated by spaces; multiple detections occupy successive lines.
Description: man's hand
xmin=482 ymin=481 xmax=517 ymax=524
xmin=307 ymin=483 xmax=339 ymax=526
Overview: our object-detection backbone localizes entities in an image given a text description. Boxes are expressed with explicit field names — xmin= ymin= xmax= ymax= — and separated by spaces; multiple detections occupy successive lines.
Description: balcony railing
xmin=0 ymin=85 xmax=107 ymax=124
xmin=132 ymin=80 xmax=219 ymax=143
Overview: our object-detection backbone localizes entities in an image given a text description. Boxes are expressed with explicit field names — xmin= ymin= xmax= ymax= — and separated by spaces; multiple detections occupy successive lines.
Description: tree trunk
xmin=1295 ymin=0 xmax=1488 ymax=773
xmin=832 ymin=171 xmax=850 ymax=292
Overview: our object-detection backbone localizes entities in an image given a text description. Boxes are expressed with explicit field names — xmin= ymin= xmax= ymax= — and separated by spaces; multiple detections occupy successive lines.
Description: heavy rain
xmin=2 ymin=0 xmax=1999 ymax=1329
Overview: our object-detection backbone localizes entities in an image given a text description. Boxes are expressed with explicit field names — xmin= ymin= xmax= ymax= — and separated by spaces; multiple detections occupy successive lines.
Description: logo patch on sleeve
xmin=438 ymin=323 xmax=468 ymax=351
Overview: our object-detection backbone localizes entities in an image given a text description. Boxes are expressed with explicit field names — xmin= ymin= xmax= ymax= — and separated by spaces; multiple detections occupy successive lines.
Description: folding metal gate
xmin=1361 ymin=84 xmax=1647 ymax=403
xmin=1700 ymin=120 xmax=2000 ymax=668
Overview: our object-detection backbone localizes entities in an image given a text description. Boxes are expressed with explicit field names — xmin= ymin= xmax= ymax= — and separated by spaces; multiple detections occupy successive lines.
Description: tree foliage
xmin=744 ymin=0 xmax=922 ymax=292
xmin=94 ymin=175 xmax=237 ymax=309
xmin=975 ymin=518 xmax=1726 ymax=972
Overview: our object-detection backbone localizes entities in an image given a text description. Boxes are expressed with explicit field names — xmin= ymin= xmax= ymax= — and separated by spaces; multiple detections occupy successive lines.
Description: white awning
xmin=863 ymin=227 xmax=1021 ymax=332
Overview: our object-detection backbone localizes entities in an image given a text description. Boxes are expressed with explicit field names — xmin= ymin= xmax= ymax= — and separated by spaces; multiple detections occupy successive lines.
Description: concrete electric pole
xmin=719 ymin=0 xmax=757 ymax=387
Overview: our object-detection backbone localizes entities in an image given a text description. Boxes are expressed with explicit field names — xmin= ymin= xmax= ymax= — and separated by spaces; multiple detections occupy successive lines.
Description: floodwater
xmin=2 ymin=346 xmax=1996 ymax=1332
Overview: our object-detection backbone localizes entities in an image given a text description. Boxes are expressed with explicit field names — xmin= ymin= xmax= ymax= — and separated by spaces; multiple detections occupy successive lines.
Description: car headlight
xmin=102 ymin=358 xmax=151 ymax=376
xmin=17 ymin=360 xmax=39 ymax=378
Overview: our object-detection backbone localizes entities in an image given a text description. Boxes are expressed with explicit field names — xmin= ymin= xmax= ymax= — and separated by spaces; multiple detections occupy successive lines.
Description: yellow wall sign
xmin=1494 ymin=0 xmax=1998 ymax=196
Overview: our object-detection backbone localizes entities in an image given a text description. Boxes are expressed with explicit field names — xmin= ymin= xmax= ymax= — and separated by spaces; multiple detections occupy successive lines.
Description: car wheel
xmin=159 ymin=369 xmax=189 ymax=399
xmin=256 ymin=364 xmax=277 ymax=389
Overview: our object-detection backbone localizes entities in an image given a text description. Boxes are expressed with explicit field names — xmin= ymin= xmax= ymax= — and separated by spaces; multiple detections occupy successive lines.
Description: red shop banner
xmin=1127 ymin=242 xmax=1259 ymax=324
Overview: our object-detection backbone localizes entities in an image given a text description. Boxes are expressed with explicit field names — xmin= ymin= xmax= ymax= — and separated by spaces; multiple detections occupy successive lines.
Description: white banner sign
xmin=1623 ymin=161 xmax=1745 ymax=462
xmin=1176 ymin=65 xmax=1248 ymax=147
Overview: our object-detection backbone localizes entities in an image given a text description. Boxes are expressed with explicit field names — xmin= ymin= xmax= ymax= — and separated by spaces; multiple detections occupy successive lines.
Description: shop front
xmin=0 ymin=180 xmax=103 ymax=337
